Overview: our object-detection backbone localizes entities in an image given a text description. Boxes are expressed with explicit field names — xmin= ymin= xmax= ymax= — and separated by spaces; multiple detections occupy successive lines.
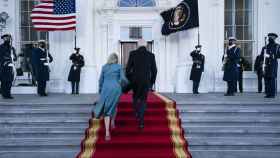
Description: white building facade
xmin=1 ymin=0 xmax=280 ymax=94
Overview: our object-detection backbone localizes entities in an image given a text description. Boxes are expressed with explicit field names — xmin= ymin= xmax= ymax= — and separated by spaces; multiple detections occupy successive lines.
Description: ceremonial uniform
xmin=68 ymin=51 xmax=85 ymax=94
xmin=223 ymin=42 xmax=240 ymax=96
xmin=254 ymin=55 xmax=264 ymax=93
xmin=0 ymin=34 xmax=17 ymax=99
xmin=190 ymin=47 xmax=205 ymax=94
xmin=235 ymin=57 xmax=247 ymax=93
xmin=260 ymin=33 xmax=280 ymax=98
xmin=31 ymin=46 xmax=53 ymax=96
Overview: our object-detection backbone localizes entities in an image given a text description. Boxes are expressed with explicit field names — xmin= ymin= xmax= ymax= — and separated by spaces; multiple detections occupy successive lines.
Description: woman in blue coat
xmin=92 ymin=53 xmax=128 ymax=141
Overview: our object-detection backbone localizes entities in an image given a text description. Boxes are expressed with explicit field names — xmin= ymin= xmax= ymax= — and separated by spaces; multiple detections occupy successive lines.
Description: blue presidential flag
xmin=161 ymin=0 xmax=199 ymax=36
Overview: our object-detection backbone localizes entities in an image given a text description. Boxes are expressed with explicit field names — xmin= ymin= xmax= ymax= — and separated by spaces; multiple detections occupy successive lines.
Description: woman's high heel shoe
xmin=105 ymin=135 xmax=111 ymax=141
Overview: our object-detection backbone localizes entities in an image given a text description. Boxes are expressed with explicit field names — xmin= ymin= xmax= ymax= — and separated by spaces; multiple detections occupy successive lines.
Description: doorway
xmin=120 ymin=41 xmax=153 ymax=68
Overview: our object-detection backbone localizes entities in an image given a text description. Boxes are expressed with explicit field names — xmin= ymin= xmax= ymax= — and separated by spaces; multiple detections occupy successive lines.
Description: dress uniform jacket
xmin=68 ymin=54 xmax=85 ymax=82
xmin=31 ymin=48 xmax=53 ymax=82
xmin=223 ymin=46 xmax=240 ymax=82
xmin=261 ymin=43 xmax=280 ymax=78
xmin=0 ymin=43 xmax=17 ymax=82
xmin=190 ymin=50 xmax=205 ymax=82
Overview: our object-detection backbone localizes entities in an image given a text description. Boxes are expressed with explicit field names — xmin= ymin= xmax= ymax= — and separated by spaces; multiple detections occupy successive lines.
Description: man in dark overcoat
xmin=0 ymin=34 xmax=17 ymax=99
xmin=223 ymin=37 xmax=240 ymax=96
xmin=254 ymin=54 xmax=264 ymax=93
xmin=31 ymin=40 xmax=53 ymax=96
xmin=260 ymin=33 xmax=280 ymax=98
xmin=68 ymin=48 xmax=85 ymax=94
xmin=126 ymin=39 xmax=157 ymax=129
xmin=190 ymin=44 xmax=205 ymax=94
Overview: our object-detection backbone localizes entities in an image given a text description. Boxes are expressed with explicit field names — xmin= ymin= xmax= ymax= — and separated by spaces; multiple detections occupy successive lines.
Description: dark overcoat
xmin=68 ymin=53 xmax=85 ymax=82
xmin=223 ymin=46 xmax=240 ymax=82
xmin=254 ymin=55 xmax=263 ymax=76
xmin=0 ymin=43 xmax=16 ymax=82
xmin=31 ymin=48 xmax=53 ymax=81
xmin=190 ymin=50 xmax=205 ymax=82
xmin=126 ymin=46 xmax=157 ymax=100
xmin=261 ymin=43 xmax=280 ymax=78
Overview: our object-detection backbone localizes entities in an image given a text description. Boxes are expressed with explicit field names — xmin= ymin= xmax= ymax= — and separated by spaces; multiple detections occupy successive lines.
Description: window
xmin=118 ymin=0 xmax=156 ymax=7
xmin=17 ymin=0 xmax=48 ymax=85
xmin=224 ymin=0 xmax=254 ymax=71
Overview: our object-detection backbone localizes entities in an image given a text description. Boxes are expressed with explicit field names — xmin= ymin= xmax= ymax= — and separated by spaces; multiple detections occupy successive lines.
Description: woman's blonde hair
xmin=107 ymin=53 xmax=119 ymax=64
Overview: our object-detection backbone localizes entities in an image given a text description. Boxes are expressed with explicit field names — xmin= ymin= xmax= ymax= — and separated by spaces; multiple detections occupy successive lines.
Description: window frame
xmin=224 ymin=0 xmax=257 ymax=72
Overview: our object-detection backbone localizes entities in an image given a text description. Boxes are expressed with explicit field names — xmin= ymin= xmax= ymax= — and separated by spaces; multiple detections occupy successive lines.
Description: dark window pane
xmin=245 ymin=0 xmax=253 ymax=10
xmin=244 ymin=11 xmax=253 ymax=25
xmin=225 ymin=11 xmax=233 ymax=25
xmin=225 ymin=26 xmax=234 ymax=38
xmin=244 ymin=42 xmax=253 ymax=57
xmin=21 ymin=27 xmax=29 ymax=41
xmin=30 ymin=30 xmax=39 ymax=41
xmin=21 ymin=0 xmax=28 ymax=11
xmin=243 ymin=26 xmax=253 ymax=40
xmin=225 ymin=0 xmax=234 ymax=10
xmin=236 ymin=26 xmax=244 ymax=40
xmin=235 ymin=11 xmax=244 ymax=26
xmin=20 ymin=12 xmax=29 ymax=26
xmin=235 ymin=0 xmax=244 ymax=10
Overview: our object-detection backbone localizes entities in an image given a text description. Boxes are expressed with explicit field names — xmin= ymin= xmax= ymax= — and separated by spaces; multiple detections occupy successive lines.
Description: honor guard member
xmin=223 ymin=37 xmax=240 ymax=96
xmin=190 ymin=44 xmax=205 ymax=94
xmin=0 ymin=34 xmax=17 ymax=99
xmin=254 ymin=54 xmax=264 ymax=93
xmin=31 ymin=40 xmax=53 ymax=96
xmin=261 ymin=33 xmax=280 ymax=98
xmin=68 ymin=48 xmax=85 ymax=95
xmin=235 ymin=57 xmax=247 ymax=93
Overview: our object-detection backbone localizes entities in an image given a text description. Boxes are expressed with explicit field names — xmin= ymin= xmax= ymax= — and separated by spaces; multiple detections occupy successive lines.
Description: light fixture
xmin=0 ymin=11 xmax=9 ymax=29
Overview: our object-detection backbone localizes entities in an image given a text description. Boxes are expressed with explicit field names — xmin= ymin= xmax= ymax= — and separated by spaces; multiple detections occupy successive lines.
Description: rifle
xmin=262 ymin=36 xmax=267 ymax=75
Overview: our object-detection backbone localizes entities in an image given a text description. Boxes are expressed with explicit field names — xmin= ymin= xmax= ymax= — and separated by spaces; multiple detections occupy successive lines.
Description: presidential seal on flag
xmin=161 ymin=0 xmax=199 ymax=36
xmin=170 ymin=2 xmax=190 ymax=30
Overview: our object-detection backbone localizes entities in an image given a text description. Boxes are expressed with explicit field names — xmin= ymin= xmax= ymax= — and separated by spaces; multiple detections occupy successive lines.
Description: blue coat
xmin=93 ymin=64 xmax=128 ymax=118
xmin=261 ymin=43 xmax=280 ymax=78
xmin=223 ymin=46 xmax=240 ymax=82
xmin=31 ymin=48 xmax=53 ymax=81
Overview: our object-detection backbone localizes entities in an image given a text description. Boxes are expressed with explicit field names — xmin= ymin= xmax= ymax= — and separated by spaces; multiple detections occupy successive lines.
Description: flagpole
xmin=74 ymin=28 xmax=77 ymax=49
xmin=197 ymin=28 xmax=200 ymax=46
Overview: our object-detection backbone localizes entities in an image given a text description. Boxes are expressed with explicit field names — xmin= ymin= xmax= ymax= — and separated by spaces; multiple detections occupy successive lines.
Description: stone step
xmin=179 ymin=112 xmax=280 ymax=117
xmin=0 ymin=122 xmax=88 ymax=128
xmin=187 ymin=137 xmax=280 ymax=146
xmin=0 ymin=151 xmax=78 ymax=158
xmin=189 ymin=150 xmax=280 ymax=158
xmin=177 ymin=104 xmax=280 ymax=109
xmin=0 ymin=138 xmax=81 ymax=150
xmin=182 ymin=121 xmax=280 ymax=127
xmin=0 ymin=117 xmax=90 ymax=123
xmin=183 ymin=126 xmax=280 ymax=137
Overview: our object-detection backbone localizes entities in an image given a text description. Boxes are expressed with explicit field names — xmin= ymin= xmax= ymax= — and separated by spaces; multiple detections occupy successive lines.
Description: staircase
xmin=1 ymin=93 xmax=280 ymax=158
xmin=167 ymin=93 xmax=280 ymax=158
xmin=0 ymin=102 xmax=92 ymax=158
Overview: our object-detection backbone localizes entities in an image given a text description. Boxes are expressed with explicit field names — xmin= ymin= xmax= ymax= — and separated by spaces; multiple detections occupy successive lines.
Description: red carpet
xmin=76 ymin=92 xmax=192 ymax=158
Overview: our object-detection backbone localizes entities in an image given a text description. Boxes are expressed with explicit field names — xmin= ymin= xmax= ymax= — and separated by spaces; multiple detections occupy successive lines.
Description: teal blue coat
xmin=93 ymin=64 xmax=127 ymax=118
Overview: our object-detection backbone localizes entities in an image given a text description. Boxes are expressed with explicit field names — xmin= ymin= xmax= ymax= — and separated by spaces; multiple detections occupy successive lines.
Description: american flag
xmin=31 ymin=0 xmax=76 ymax=31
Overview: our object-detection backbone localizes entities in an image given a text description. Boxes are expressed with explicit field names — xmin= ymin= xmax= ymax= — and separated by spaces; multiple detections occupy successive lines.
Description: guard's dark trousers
xmin=37 ymin=80 xmax=46 ymax=95
xmin=265 ymin=77 xmax=276 ymax=97
xmin=1 ymin=81 xmax=12 ymax=98
xmin=71 ymin=81 xmax=80 ymax=94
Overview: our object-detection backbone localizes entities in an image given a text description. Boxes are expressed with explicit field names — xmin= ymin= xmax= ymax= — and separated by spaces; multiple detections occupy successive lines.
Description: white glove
xmin=8 ymin=63 xmax=14 ymax=67
xmin=44 ymin=63 xmax=49 ymax=66
xmin=265 ymin=53 xmax=270 ymax=58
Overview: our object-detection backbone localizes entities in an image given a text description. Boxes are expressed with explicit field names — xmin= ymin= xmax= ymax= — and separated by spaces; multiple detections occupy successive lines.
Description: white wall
xmin=2 ymin=0 xmax=280 ymax=94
